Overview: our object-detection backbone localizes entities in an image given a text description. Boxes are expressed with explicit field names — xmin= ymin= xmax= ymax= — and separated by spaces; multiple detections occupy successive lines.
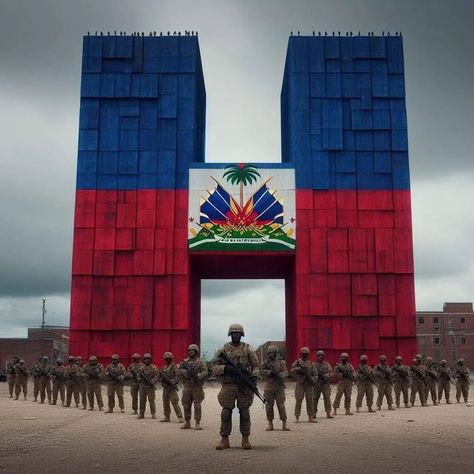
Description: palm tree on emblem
xmin=223 ymin=164 xmax=261 ymax=208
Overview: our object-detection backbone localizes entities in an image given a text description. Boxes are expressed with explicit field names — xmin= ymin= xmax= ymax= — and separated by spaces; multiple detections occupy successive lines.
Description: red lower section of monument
xmin=69 ymin=188 xmax=417 ymax=365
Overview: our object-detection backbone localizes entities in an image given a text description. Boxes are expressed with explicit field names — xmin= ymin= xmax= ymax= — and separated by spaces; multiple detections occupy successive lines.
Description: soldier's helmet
xmin=227 ymin=323 xmax=245 ymax=336
xmin=395 ymin=356 xmax=402 ymax=361
xmin=316 ymin=350 xmax=325 ymax=356
xmin=13 ymin=356 xmax=20 ymax=361
xmin=412 ymin=358 xmax=418 ymax=363
xmin=426 ymin=356 xmax=433 ymax=361
xmin=415 ymin=353 xmax=422 ymax=360
xmin=56 ymin=359 xmax=63 ymax=364
xmin=440 ymin=359 xmax=447 ymax=365
xmin=266 ymin=345 xmax=278 ymax=354
xmin=42 ymin=356 xmax=49 ymax=361
xmin=340 ymin=352 xmax=349 ymax=359
xmin=131 ymin=353 xmax=141 ymax=360
xmin=111 ymin=354 xmax=120 ymax=360
xmin=188 ymin=344 xmax=199 ymax=352
xmin=68 ymin=356 xmax=75 ymax=362
xmin=89 ymin=355 xmax=98 ymax=362
xmin=379 ymin=354 xmax=387 ymax=361
xmin=360 ymin=354 xmax=368 ymax=361
xmin=143 ymin=353 xmax=152 ymax=360
xmin=457 ymin=358 xmax=465 ymax=364
xmin=163 ymin=352 xmax=173 ymax=359
xmin=300 ymin=347 xmax=310 ymax=355
xmin=19 ymin=359 xmax=25 ymax=364
xmin=76 ymin=355 xmax=83 ymax=360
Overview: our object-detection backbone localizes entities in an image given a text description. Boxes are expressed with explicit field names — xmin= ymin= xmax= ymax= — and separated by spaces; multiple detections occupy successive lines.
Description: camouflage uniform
xmin=410 ymin=359 xmax=427 ymax=407
xmin=374 ymin=357 xmax=395 ymax=410
xmin=290 ymin=351 xmax=317 ymax=421
xmin=127 ymin=354 xmax=143 ymax=415
xmin=14 ymin=360 xmax=29 ymax=399
xmin=51 ymin=361 xmax=67 ymax=405
xmin=356 ymin=356 xmax=376 ymax=412
xmin=32 ymin=358 xmax=42 ymax=402
xmin=104 ymin=355 xmax=126 ymax=413
xmin=159 ymin=353 xmax=183 ymax=422
xmin=313 ymin=351 xmax=333 ymax=419
xmin=425 ymin=358 xmax=439 ymax=405
xmin=260 ymin=347 xmax=289 ymax=430
xmin=64 ymin=357 xmax=80 ymax=407
xmin=333 ymin=354 xmax=355 ymax=415
xmin=37 ymin=358 xmax=52 ymax=404
xmin=83 ymin=357 xmax=104 ymax=410
xmin=454 ymin=359 xmax=470 ymax=403
xmin=437 ymin=360 xmax=452 ymax=404
xmin=75 ymin=356 xmax=88 ymax=409
xmin=6 ymin=359 xmax=18 ymax=398
xmin=137 ymin=354 xmax=160 ymax=418
xmin=391 ymin=357 xmax=411 ymax=408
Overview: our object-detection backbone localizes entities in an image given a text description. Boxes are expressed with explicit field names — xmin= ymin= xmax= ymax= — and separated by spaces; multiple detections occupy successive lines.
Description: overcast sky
xmin=0 ymin=0 xmax=473 ymax=355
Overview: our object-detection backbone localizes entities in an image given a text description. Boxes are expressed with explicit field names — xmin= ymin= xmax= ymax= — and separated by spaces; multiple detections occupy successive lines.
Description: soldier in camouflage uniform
xmin=137 ymin=353 xmax=160 ymax=419
xmin=31 ymin=356 xmax=42 ymax=402
xmin=425 ymin=357 xmax=439 ymax=406
xmin=75 ymin=356 xmax=88 ymax=409
xmin=14 ymin=359 xmax=29 ymax=400
xmin=104 ymin=354 xmax=126 ymax=413
xmin=64 ymin=356 xmax=80 ymax=408
xmin=437 ymin=359 xmax=452 ymax=404
xmin=355 ymin=355 xmax=376 ymax=413
xmin=37 ymin=356 xmax=52 ymax=404
xmin=391 ymin=355 xmax=411 ymax=408
xmin=313 ymin=350 xmax=333 ymax=420
xmin=454 ymin=358 xmax=470 ymax=404
xmin=6 ymin=356 xmax=19 ymax=398
xmin=51 ymin=359 xmax=67 ymax=405
xmin=410 ymin=357 xmax=427 ymax=407
xmin=374 ymin=355 xmax=395 ymax=411
xmin=332 ymin=352 xmax=355 ymax=416
xmin=127 ymin=353 xmax=142 ymax=415
xmin=83 ymin=355 xmax=104 ymax=411
xmin=159 ymin=352 xmax=183 ymax=423
xmin=291 ymin=347 xmax=317 ymax=423
xmin=260 ymin=345 xmax=289 ymax=431
xmin=178 ymin=344 xmax=207 ymax=430
xmin=213 ymin=323 xmax=260 ymax=450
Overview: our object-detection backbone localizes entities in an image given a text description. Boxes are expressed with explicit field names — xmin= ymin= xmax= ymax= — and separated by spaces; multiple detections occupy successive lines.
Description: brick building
xmin=0 ymin=327 xmax=69 ymax=369
xmin=416 ymin=302 xmax=474 ymax=364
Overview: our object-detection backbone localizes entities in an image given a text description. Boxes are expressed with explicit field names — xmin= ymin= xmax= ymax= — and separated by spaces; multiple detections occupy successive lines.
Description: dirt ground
xmin=0 ymin=381 xmax=472 ymax=474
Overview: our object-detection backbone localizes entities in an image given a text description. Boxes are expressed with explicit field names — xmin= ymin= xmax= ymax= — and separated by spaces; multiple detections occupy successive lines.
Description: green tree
xmin=223 ymin=164 xmax=261 ymax=208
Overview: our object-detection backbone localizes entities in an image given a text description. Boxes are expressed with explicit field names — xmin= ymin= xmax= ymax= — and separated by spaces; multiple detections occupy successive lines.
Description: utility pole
xmin=41 ymin=298 xmax=47 ymax=357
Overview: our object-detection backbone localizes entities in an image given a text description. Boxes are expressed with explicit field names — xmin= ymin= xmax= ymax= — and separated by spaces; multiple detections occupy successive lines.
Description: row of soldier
xmin=5 ymin=325 xmax=471 ymax=450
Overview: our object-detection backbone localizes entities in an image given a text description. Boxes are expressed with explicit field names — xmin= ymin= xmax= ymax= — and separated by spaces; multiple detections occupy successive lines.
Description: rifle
xmin=160 ymin=367 xmax=179 ymax=391
xmin=51 ymin=369 xmax=67 ymax=383
xmin=219 ymin=351 xmax=266 ymax=404
xmin=39 ymin=366 xmax=51 ymax=379
xmin=455 ymin=368 xmax=471 ymax=385
xmin=262 ymin=360 xmax=286 ymax=388
xmin=139 ymin=371 xmax=158 ymax=390
xmin=181 ymin=359 xmax=205 ymax=385
xmin=337 ymin=364 xmax=357 ymax=384
xmin=377 ymin=366 xmax=393 ymax=387
xmin=15 ymin=363 xmax=29 ymax=377
xmin=426 ymin=369 xmax=440 ymax=383
xmin=392 ymin=365 xmax=410 ymax=382
xmin=410 ymin=365 xmax=426 ymax=381
xmin=106 ymin=369 xmax=124 ymax=385
xmin=296 ymin=360 xmax=318 ymax=387
xmin=358 ymin=366 xmax=377 ymax=385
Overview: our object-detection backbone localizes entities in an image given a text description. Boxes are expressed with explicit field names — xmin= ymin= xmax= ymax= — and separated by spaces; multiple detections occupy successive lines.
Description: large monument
xmin=70 ymin=33 xmax=416 ymax=363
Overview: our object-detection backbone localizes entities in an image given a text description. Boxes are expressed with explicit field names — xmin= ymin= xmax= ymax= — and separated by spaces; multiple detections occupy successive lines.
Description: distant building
xmin=255 ymin=341 xmax=286 ymax=363
xmin=417 ymin=303 xmax=474 ymax=364
xmin=0 ymin=327 xmax=69 ymax=369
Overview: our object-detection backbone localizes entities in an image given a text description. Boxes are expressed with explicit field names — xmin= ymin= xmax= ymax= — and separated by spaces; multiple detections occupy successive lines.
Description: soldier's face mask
xmin=144 ymin=359 xmax=151 ymax=365
xmin=230 ymin=332 xmax=242 ymax=344
xmin=112 ymin=359 xmax=119 ymax=364
xmin=301 ymin=353 xmax=308 ymax=360
xmin=188 ymin=350 xmax=197 ymax=358
xmin=165 ymin=357 xmax=173 ymax=364
xmin=268 ymin=352 xmax=277 ymax=360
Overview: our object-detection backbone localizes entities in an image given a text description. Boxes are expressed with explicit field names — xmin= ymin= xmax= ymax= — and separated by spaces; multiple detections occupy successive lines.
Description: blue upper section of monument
xmin=77 ymin=35 xmax=206 ymax=190
xmin=281 ymin=35 xmax=410 ymax=190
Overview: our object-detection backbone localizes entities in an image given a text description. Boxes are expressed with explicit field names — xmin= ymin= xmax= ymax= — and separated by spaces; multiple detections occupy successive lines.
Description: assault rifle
xmin=296 ymin=360 xmax=318 ymax=387
xmin=38 ymin=366 xmax=51 ymax=379
xmin=392 ymin=365 xmax=410 ymax=382
xmin=14 ymin=363 xmax=29 ymax=377
xmin=52 ymin=369 xmax=68 ymax=383
xmin=219 ymin=351 xmax=266 ymax=404
xmin=358 ymin=366 xmax=377 ymax=385
xmin=139 ymin=371 xmax=158 ymax=390
xmin=160 ymin=368 xmax=179 ymax=391
xmin=377 ymin=366 xmax=393 ymax=387
xmin=262 ymin=360 xmax=286 ymax=388
xmin=106 ymin=370 xmax=124 ymax=385
xmin=426 ymin=369 xmax=440 ymax=383
xmin=410 ymin=365 xmax=426 ymax=381
xmin=455 ymin=368 xmax=471 ymax=385
xmin=180 ymin=360 xmax=205 ymax=385
xmin=337 ymin=364 xmax=357 ymax=384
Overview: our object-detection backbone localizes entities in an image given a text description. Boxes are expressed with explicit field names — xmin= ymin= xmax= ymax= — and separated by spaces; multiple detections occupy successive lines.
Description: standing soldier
xmin=178 ymin=344 xmax=207 ymax=430
xmin=437 ymin=359 xmax=452 ymax=404
xmin=75 ymin=356 xmax=88 ymax=410
xmin=391 ymin=356 xmax=411 ymax=408
xmin=51 ymin=359 xmax=67 ymax=406
xmin=313 ymin=350 xmax=333 ymax=420
xmin=159 ymin=352 xmax=183 ymax=423
xmin=104 ymin=354 xmax=126 ymax=414
xmin=374 ymin=355 xmax=395 ymax=411
xmin=332 ymin=352 xmax=356 ymax=416
xmin=6 ymin=356 xmax=19 ymax=398
xmin=31 ymin=356 xmax=42 ymax=402
xmin=291 ymin=347 xmax=317 ymax=423
xmin=454 ymin=358 xmax=470 ymax=404
xmin=260 ymin=345 xmax=289 ymax=431
xmin=137 ymin=353 xmax=160 ymax=419
xmin=355 ymin=355 xmax=376 ymax=413
xmin=64 ymin=356 xmax=80 ymax=408
xmin=425 ymin=357 xmax=439 ymax=406
xmin=410 ymin=357 xmax=427 ymax=407
xmin=127 ymin=353 xmax=143 ymax=415
xmin=83 ymin=355 xmax=105 ymax=411
xmin=212 ymin=323 xmax=260 ymax=450
xmin=14 ymin=359 xmax=29 ymax=400
xmin=37 ymin=356 xmax=52 ymax=404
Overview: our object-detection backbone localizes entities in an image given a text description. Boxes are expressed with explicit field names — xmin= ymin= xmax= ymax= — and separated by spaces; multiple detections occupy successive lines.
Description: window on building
xmin=460 ymin=317 xmax=466 ymax=324
xmin=434 ymin=337 xmax=440 ymax=345
xmin=433 ymin=317 xmax=439 ymax=324
xmin=461 ymin=337 xmax=466 ymax=345
xmin=451 ymin=336 xmax=456 ymax=344
xmin=418 ymin=317 xmax=425 ymax=324
xmin=451 ymin=351 xmax=457 ymax=361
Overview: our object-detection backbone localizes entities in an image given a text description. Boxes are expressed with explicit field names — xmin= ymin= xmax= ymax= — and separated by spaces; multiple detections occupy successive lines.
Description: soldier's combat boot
xmin=356 ymin=407 xmax=360 ymax=413
xmin=266 ymin=421 xmax=274 ymax=431
xmin=326 ymin=412 xmax=334 ymax=419
xmin=195 ymin=421 xmax=202 ymax=430
xmin=396 ymin=404 xmax=400 ymax=408
xmin=151 ymin=413 xmax=156 ymax=419
xmin=160 ymin=416 xmax=170 ymax=422
xmin=282 ymin=421 xmax=290 ymax=431
xmin=216 ymin=436 xmax=230 ymax=450
xmin=75 ymin=403 xmax=79 ymax=408
xmin=98 ymin=406 xmax=103 ymax=411
xmin=332 ymin=408 xmax=337 ymax=416
xmin=120 ymin=409 xmax=125 ymax=413
xmin=422 ymin=402 xmax=428 ymax=407
xmin=345 ymin=409 xmax=353 ymax=415
xmin=446 ymin=400 xmax=451 ymax=404
xmin=23 ymin=396 xmax=27 ymax=401
xmin=137 ymin=413 xmax=144 ymax=419
xmin=368 ymin=407 xmax=376 ymax=413
xmin=181 ymin=420 xmax=191 ymax=429
xmin=88 ymin=407 xmax=94 ymax=411
xmin=105 ymin=409 xmax=113 ymax=413
xmin=241 ymin=435 xmax=252 ymax=450
xmin=178 ymin=416 xmax=184 ymax=423
xmin=133 ymin=410 xmax=138 ymax=415
xmin=388 ymin=405 xmax=395 ymax=411
xmin=377 ymin=406 xmax=381 ymax=411
xmin=295 ymin=415 xmax=299 ymax=423
xmin=308 ymin=416 xmax=317 ymax=423
xmin=14 ymin=396 xmax=19 ymax=400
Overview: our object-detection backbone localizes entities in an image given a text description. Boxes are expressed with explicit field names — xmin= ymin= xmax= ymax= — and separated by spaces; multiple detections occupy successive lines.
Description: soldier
xmin=159 ymin=352 xmax=183 ymax=423
xmin=14 ymin=359 xmax=29 ymax=400
xmin=260 ymin=345 xmax=289 ymax=431
xmin=6 ymin=356 xmax=19 ymax=398
xmin=137 ymin=353 xmax=160 ymax=419
xmin=31 ymin=356 xmax=42 ymax=402
xmin=437 ymin=359 xmax=452 ymax=404
xmin=291 ymin=347 xmax=317 ymax=423
xmin=454 ymin=358 xmax=470 ymax=404
xmin=127 ymin=353 xmax=143 ymax=415
xmin=64 ymin=356 xmax=79 ymax=408
xmin=37 ymin=356 xmax=52 ymax=404
xmin=178 ymin=344 xmax=207 ymax=430
xmin=391 ymin=355 xmax=411 ymax=408
xmin=355 ymin=355 xmax=376 ymax=413
xmin=213 ymin=323 xmax=260 ymax=450
xmin=374 ymin=355 xmax=395 ymax=411
xmin=83 ymin=355 xmax=105 ymax=411
xmin=332 ymin=352 xmax=356 ymax=416
xmin=75 ymin=356 xmax=88 ymax=410
xmin=425 ymin=357 xmax=439 ymax=406
xmin=410 ymin=357 xmax=427 ymax=407
xmin=313 ymin=350 xmax=333 ymax=420
xmin=51 ymin=359 xmax=67 ymax=405
xmin=104 ymin=354 xmax=126 ymax=413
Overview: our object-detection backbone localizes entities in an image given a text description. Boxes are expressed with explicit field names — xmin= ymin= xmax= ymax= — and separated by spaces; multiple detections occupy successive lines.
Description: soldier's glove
xmin=224 ymin=365 xmax=239 ymax=376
